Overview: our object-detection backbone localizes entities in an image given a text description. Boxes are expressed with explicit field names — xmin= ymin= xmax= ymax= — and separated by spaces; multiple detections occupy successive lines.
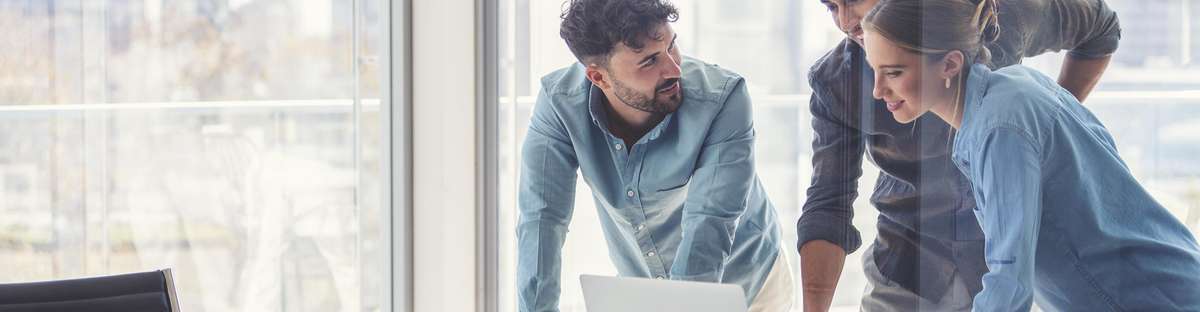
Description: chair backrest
xmin=0 ymin=269 xmax=180 ymax=312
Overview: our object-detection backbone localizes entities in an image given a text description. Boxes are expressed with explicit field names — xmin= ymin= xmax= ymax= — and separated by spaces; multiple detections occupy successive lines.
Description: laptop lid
xmin=580 ymin=274 xmax=748 ymax=312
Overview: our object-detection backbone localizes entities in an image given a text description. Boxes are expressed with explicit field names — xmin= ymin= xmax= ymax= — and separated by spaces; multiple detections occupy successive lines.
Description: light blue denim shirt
xmin=516 ymin=56 xmax=782 ymax=312
xmin=952 ymin=63 xmax=1200 ymax=311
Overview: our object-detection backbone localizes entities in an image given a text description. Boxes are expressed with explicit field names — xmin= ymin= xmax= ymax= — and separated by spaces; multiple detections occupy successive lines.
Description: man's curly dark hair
xmin=559 ymin=0 xmax=679 ymax=66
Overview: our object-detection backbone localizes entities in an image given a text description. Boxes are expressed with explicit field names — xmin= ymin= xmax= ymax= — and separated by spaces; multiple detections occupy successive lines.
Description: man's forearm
xmin=1057 ymin=55 xmax=1112 ymax=102
xmin=799 ymin=240 xmax=847 ymax=312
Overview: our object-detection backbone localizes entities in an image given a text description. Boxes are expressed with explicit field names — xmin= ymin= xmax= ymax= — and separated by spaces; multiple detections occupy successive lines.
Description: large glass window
xmin=494 ymin=1 xmax=1200 ymax=311
xmin=0 ymin=1 xmax=390 ymax=311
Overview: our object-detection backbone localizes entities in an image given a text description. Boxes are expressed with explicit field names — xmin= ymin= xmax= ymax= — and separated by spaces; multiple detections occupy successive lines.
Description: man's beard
xmin=611 ymin=78 xmax=681 ymax=114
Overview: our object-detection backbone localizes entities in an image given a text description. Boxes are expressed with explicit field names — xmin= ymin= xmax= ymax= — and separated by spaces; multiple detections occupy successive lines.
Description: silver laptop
xmin=580 ymin=274 xmax=748 ymax=312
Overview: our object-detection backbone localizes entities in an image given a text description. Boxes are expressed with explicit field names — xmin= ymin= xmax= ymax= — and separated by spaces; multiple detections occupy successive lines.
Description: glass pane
xmin=496 ymin=1 xmax=1200 ymax=311
xmin=0 ymin=1 xmax=390 ymax=311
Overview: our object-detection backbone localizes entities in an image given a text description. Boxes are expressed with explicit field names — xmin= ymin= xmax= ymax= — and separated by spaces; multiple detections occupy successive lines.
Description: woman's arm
xmin=966 ymin=127 xmax=1044 ymax=312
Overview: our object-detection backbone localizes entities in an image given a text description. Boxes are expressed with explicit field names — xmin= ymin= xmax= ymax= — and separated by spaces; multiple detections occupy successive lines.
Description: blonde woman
xmin=798 ymin=0 xmax=1121 ymax=309
xmin=859 ymin=0 xmax=1200 ymax=310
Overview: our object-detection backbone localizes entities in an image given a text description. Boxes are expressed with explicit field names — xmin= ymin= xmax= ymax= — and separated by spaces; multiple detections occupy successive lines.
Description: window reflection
xmin=495 ymin=1 xmax=1200 ymax=311
xmin=0 ymin=1 xmax=390 ymax=311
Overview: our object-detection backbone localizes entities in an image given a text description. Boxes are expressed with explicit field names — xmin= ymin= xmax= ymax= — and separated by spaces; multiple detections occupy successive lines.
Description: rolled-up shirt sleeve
xmin=795 ymin=79 xmax=865 ymax=255
xmin=1034 ymin=0 xmax=1122 ymax=59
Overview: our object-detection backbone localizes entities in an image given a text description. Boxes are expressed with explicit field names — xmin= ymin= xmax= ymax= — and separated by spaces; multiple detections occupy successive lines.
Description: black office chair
xmin=0 ymin=269 xmax=181 ymax=312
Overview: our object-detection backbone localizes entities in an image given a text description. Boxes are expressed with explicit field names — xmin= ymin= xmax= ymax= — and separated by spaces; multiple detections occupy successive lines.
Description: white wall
xmin=412 ymin=0 xmax=479 ymax=311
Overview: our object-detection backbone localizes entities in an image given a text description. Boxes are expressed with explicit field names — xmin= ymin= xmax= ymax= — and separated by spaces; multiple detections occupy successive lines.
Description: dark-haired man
xmin=516 ymin=0 xmax=794 ymax=311
xmin=797 ymin=0 xmax=1121 ymax=311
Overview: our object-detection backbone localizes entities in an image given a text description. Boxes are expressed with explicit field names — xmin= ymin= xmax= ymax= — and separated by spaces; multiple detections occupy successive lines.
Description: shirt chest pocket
xmin=644 ymin=157 xmax=694 ymax=196
xmin=640 ymin=173 xmax=690 ymax=215
xmin=634 ymin=143 xmax=701 ymax=209
xmin=630 ymin=161 xmax=692 ymax=220
xmin=655 ymin=175 xmax=691 ymax=192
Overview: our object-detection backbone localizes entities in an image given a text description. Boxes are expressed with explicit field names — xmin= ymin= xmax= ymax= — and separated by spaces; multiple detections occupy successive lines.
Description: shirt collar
xmin=954 ymin=63 xmax=991 ymax=154
xmin=961 ymin=63 xmax=991 ymax=130
xmin=587 ymin=84 xmax=609 ymax=130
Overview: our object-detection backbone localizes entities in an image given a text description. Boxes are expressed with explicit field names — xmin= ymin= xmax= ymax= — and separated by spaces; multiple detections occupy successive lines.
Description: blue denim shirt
xmin=953 ymin=64 xmax=1200 ymax=311
xmin=516 ymin=56 xmax=782 ymax=312
xmin=799 ymin=0 xmax=1122 ymax=300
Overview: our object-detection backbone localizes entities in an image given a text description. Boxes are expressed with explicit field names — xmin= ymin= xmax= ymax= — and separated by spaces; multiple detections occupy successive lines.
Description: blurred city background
xmin=1 ymin=1 xmax=389 ymax=311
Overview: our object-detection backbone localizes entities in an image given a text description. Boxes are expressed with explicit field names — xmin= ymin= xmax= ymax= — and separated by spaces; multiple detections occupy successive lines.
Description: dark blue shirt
xmin=797 ymin=0 xmax=1122 ymax=300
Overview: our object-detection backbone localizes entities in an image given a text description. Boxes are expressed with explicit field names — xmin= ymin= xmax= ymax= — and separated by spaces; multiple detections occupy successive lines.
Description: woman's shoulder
xmin=981 ymin=66 xmax=1063 ymax=112
xmin=970 ymin=65 xmax=1064 ymax=136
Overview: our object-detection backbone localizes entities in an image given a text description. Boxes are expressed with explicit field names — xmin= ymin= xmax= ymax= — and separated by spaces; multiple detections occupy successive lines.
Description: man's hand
xmin=800 ymin=240 xmax=848 ymax=312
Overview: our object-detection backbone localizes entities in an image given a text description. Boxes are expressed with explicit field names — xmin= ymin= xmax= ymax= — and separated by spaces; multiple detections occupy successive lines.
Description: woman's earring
xmin=944 ymin=78 xmax=951 ymax=89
